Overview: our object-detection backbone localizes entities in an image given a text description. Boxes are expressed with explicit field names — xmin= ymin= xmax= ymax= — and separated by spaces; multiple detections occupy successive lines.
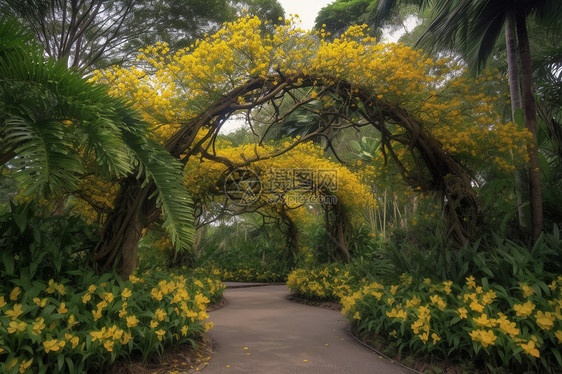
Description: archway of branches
xmin=92 ymin=18 xmax=528 ymax=278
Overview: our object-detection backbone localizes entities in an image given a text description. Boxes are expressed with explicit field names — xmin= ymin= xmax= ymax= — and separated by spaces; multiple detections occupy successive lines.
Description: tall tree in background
xmin=0 ymin=0 xmax=284 ymax=70
xmin=340 ymin=0 xmax=562 ymax=241
xmin=0 ymin=18 xmax=196 ymax=278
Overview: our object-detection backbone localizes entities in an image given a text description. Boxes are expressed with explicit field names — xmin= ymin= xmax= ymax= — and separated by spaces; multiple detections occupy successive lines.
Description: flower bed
xmin=0 ymin=269 xmax=224 ymax=373
xmin=287 ymin=267 xmax=562 ymax=372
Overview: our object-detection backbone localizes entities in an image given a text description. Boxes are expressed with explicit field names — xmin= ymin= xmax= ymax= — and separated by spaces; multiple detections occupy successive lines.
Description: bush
xmin=287 ymin=264 xmax=360 ymax=301
xmin=0 ymin=204 xmax=224 ymax=373
xmin=288 ymin=264 xmax=562 ymax=373
xmin=204 ymin=263 xmax=286 ymax=283
xmin=0 ymin=268 xmax=224 ymax=373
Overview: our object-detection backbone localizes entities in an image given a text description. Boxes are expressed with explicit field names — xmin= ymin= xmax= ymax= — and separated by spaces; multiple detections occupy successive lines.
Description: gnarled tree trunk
xmin=93 ymin=177 xmax=150 ymax=279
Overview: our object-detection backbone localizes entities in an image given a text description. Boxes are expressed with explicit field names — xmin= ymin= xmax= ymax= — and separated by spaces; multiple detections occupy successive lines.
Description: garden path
xmin=199 ymin=284 xmax=409 ymax=373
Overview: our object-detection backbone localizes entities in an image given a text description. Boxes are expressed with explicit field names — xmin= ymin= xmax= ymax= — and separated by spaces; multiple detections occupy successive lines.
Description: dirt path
xmin=200 ymin=285 xmax=408 ymax=374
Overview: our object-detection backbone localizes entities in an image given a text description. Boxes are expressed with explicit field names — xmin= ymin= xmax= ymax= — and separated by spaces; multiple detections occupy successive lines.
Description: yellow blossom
xmin=155 ymin=329 xmax=166 ymax=341
xmin=69 ymin=335 xmax=80 ymax=349
xmin=469 ymin=329 xmax=497 ymax=347
xmin=104 ymin=340 xmax=114 ymax=352
xmin=519 ymin=339 xmax=540 ymax=358
xmin=68 ymin=314 xmax=79 ymax=328
xmin=0 ymin=296 xmax=6 ymax=308
xmin=92 ymin=308 xmax=102 ymax=320
xmin=126 ymin=315 xmax=139 ymax=328
xmin=457 ymin=307 xmax=468 ymax=319
xmin=7 ymin=320 xmax=27 ymax=334
xmin=90 ymin=329 xmax=105 ymax=342
xmin=520 ymin=283 xmax=535 ymax=298
xmin=535 ymin=311 xmax=555 ymax=330
xmin=431 ymin=332 xmax=440 ymax=344
xmin=18 ymin=358 xmax=33 ymax=373
xmin=513 ymin=301 xmax=536 ymax=317
xmin=32 ymin=317 xmax=45 ymax=335
xmin=469 ymin=300 xmax=484 ymax=313
xmin=9 ymin=286 xmax=21 ymax=301
xmin=121 ymin=288 xmax=132 ymax=298
xmin=82 ymin=293 xmax=92 ymax=304
xmin=155 ymin=308 xmax=167 ymax=321
xmin=481 ymin=290 xmax=497 ymax=305
xmin=96 ymin=300 xmax=108 ymax=310
xmin=466 ymin=276 xmax=476 ymax=289
xmin=150 ymin=320 xmax=159 ymax=329
xmin=473 ymin=313 xmax=496 ymax=328
xmin=6 ymin=358 xmax=18 ymax=371
xmin=6 ymin=303 xmax=23 ymax=320
xmin=57 ymin=302 xmax=68 ymax=314
xmin=442 ymin=280 xmax=452 ymax=294
xmin=405 ymin=295 xmax=421 ymax=308
xmin=33 ymin=297 xmax=47 ymax=307
xmin=43 ymin=339 xmax=65 ymax=353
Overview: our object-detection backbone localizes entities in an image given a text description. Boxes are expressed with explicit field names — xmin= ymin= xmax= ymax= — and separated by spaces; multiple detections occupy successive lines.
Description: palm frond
xmin=122 ymin=126 xmax=195 ymax=252
xmin=3 ymin=116 xmax=83 ymax=196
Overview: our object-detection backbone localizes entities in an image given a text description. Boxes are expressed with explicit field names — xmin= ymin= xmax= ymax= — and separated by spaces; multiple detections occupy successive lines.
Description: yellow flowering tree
xmin=183 ymin=140 xmax=376 ymax=260
xmin=93 ymin=16 xmax=530 ymax=277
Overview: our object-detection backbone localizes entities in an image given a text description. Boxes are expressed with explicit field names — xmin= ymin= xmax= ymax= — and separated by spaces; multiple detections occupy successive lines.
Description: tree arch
xmin=93 ymin=17 xmax=530 ymax=278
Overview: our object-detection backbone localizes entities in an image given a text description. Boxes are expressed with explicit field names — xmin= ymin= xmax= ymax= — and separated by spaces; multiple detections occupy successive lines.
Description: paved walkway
xmin=200 ymin=285 xmax=408 ymax=374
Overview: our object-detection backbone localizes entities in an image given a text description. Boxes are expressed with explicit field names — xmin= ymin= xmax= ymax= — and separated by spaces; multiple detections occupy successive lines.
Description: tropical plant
xmin=0 ymin=0 xmax=285 ymax=70
xmin=371 ymin=0 xmax=562 ymax=241
xmin=0 ymin=18 xmax=195 ymax=278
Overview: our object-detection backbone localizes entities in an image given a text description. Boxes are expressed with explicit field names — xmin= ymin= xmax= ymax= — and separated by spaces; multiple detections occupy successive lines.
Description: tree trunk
xmin=505 ymin=13 xmax=530 ymax=231
xmin=279 ymin=209 xmax=299 ymax=260
xmin=327 ymin=201 xmax=350 ymax=262
xmin=93 ymin=177 xmax=150 ymax=279
xmin=516 ymin=10 xmax=543 ymax=241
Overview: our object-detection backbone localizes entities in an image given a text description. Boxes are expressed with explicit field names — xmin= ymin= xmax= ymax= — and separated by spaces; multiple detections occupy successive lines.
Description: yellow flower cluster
xmin=289 ymin=267 xmax=562 ymax=362
xmin=184 ymin=140 xmax=376 ymax=221
xmin=0 ymin=271 xmax=225 ymax=373
xmin=92 ymin=15 xmax=529 ymax=179
xmin=287 ymin=266 xmax=356 ymax=302
xmin=206 ymin=264 xmax=285 ymax=283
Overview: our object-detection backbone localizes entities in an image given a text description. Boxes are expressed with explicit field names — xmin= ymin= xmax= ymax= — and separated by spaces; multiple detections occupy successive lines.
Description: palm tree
xmin=0 ymin=19 xmax=195 ymax=278
xmin=375 ymin=0 xmax=562 ymax=241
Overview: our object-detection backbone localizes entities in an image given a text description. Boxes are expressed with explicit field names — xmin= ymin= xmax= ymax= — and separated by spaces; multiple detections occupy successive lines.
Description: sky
xmin=277 ymin=0 xmax=333 ymax=30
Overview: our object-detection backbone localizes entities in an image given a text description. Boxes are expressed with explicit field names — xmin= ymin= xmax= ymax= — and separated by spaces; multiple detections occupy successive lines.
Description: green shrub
xmin=0 ymin=203 xmax=224 ymax=373
xmin=288 ymin=264 xmax=562 ymax=373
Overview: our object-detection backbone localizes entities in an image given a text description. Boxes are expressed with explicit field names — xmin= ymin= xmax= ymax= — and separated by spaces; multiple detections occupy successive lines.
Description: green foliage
xmin=288 ymin=264 xmax=562 ymax=373
xmin=0 ymin=207 xmax=223 ymax=373
xmin=0 ymin=203 xmax=96 ymax=282
xmin=315 ymin=0 xmax=380 ymax=37
xmin=0 ymin=268 xmax=223 ymax=373
xmin=0 ymin=18 xmax=195 ymax=254
xmin=287 ymin=264 xmax=360 ymax=302
xmin=0 ymin=0 xmax=285 ymax=69
xmin=384 ymin=223 xmax=562 ymax=288
xmin=196 ymin=218 xmax=294 ymax=282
